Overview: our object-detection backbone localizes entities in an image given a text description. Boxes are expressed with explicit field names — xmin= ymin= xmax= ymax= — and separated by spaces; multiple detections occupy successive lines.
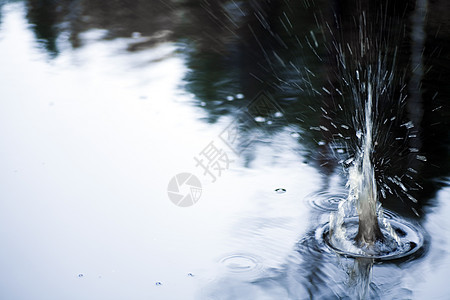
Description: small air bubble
xmin=408 ymin=168 xmax=418 ymax=174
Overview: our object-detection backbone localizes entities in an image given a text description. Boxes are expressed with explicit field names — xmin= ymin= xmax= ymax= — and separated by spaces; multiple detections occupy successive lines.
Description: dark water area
xmin=0 ymin=0 xmax=449 ymax=299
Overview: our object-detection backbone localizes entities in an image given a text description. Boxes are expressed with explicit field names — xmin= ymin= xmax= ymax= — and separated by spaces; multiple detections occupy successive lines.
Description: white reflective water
xmin=0 ymin=2 xmax=449 ymax=300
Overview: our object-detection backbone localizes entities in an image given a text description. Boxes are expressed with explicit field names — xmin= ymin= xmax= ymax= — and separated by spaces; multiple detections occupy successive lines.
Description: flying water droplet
xmin=155 ymin=282 xmax=162 ymax=286
xmin=416 ymin=155 xmax=427 ymax=162
xmin=356 ymin=130 xmax=363 ymax=139
xmin=275 ymin=188 xmax=286 ymax=194
xmin=131 ymin=32 xmax=141 ymax=38
xmin=78 ymin=274 xmax=84 ymax=278
xmin=290 ymin=132 xmax=300 ymax=138
xmin=401 ymin=121 xmax=414 ymax=129
xmin=226 ymin=95 xmax=234 ymax=101
xmin=236 ymin=93 xmax=244 ymax=99
xmin=254 ymin=116 xmax=265 ymax=122
xmin=274 ymin=111 xmax=283 ymax=118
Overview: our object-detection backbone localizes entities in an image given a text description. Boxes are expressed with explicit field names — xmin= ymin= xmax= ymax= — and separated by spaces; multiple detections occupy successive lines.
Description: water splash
xmin=329 ymin=81 xmax=401 ymax=255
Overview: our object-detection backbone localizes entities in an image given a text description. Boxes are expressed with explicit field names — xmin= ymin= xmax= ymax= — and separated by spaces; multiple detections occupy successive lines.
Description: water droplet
xmin=254 ymin=116 xmax=265 ymax=122
xmin=416 ymin=155 xmax=427 ymax=162
xmin=200 ymin=102 xmax=206 ymax=107
xmin=290 ymin=132 xmax=300 ymax=138
xmin=337 ymin=149 xmax=345 ymax=154
xmin=274 ymin=111 xmax=283 ymax=118
xmin=236 ymin=93 xmax=244 ymax=99
xmin=226 ymin=95 xmax=234 ymax=101
xmin=318 ymin=140 xmax=326 ymax=146
xmin=131 ymin=32 xmax=141 ymax=38
xmin=401 ymin=121 xmax=414 ymax=129
xmin=356 ymin=130 xmax=363 ymax=139
xmin=78 ymin=274 xmax=84 ymax=278
xmin=155 ymin=282 xmax=162 ymax=286
xmin=267 ymin=120 xmax=273 ymax=125
xmin=187 ymin=273 xmax=194 ymax=277
xmin=275 ymin=188 xmax=286 ymax=194
xmin=343 ymin=157 xmax=354 ymax=166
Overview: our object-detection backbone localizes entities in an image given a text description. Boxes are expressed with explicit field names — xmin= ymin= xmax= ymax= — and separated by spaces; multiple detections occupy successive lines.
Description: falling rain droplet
xmin=275 ymin=188 xmax=286 ymax=194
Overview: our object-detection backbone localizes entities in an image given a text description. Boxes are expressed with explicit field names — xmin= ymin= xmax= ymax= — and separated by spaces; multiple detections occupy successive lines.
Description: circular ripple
xmin=316 ymin=217 xmax=424 ymax=261
xmin=307 ymin=191 xmax=347 ymax=211
xmin=220 ymin=254 xmax=261 ymax=273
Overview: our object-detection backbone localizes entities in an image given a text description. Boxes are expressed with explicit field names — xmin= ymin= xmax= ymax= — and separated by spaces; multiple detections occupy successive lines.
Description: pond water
xmin=0 ymin=1 xmax=449 ymax=299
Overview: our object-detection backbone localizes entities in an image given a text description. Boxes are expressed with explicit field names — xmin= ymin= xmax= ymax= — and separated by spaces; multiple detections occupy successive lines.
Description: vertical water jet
xmin=354 ymin=83 xmax=384 ymax=245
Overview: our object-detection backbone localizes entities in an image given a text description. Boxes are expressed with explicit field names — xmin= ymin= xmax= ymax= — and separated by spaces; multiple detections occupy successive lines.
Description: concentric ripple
xmin=307 ymin=191 xmax=347 ymax=211
xmin=315 ymin=216 xmax=425 ymax=260
xmin=220 ymin=254 xmax=259 ymax=272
